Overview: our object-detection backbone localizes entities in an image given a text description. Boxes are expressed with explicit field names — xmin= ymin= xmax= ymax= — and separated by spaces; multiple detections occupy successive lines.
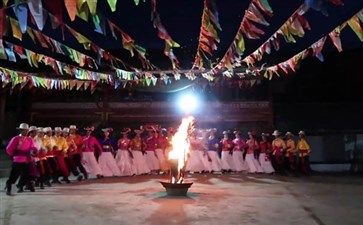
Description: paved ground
xmin=1 ymin=173 xmax=363 ymax=225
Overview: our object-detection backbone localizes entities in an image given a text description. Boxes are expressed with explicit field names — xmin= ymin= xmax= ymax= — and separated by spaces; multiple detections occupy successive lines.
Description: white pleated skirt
xmin=144 ymin=150 xmax=160 ymax=171
xmin=82 ymin=152 xmax=103 ymax=176
xmin=115 ymin=150 xmax=136 ymax=176
xmin=221 ymin=151 xmax=235 ymax=170
xmin=259 ymin=153 xmax=275 ymax=174
xmin=245 ymin=153 xmax=263 ymax=173
xmin=207 ymin=151 xmax=222 ymax=172
xmin=232 ymin=151 xmax=249 ymax=172
xmin=186 ymin=150 xmax=204 ymax=172
xmin=132 ymin=151 xmax=151 ymax=175
xmin=98 ymin=152 xmax=121 ymax=177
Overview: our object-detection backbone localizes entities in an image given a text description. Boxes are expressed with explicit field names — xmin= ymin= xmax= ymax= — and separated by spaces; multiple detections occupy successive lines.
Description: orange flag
xmin=65 ymin=0 xmax=78 ymax=21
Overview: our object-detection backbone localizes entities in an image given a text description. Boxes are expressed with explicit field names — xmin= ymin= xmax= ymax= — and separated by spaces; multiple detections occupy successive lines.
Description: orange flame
xmin=168 ymin=116 xmax=194 ymax=183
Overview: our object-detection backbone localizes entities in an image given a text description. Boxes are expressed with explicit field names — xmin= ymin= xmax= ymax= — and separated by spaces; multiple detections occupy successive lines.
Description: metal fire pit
xmin=160 ymin=181 xmax=193 ymax=196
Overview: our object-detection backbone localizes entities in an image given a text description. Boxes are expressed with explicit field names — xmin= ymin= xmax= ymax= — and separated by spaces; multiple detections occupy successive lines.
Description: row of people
xmin=186 ymin=129 xmax=312 ymax=176
xmin=4 ymin=123 xmax=312 ymax=196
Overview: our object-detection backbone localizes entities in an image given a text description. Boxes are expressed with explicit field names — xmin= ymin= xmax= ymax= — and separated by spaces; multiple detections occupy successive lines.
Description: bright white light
xmin=178 ymin=94 xmax=198 ymax=114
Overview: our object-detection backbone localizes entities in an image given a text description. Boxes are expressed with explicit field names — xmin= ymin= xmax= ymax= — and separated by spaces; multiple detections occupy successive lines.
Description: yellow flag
xmin=10 ymin=19 xmax=22 ymax=41
xmin=86 ymin=0 xmax=98 ymax=15
xmin=348 ymin=16 xmax=363 ymax=42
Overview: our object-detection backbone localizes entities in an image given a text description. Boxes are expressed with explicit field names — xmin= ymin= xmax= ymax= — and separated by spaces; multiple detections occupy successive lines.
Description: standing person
xmin=116 ymin=128 xmax=136 ymax=176
xmin=297 ymin=131 xmax=312 ymax=175
xmin=198 ymin=129 xmax=212 ymax=173
xmin=186 ymin=129 xmax=204 ymax=174
xmin=259 ymin=133 xmax=275 ymax=174
xmin=26 ymin=126 xmax=39 ymax=190
xmin=144 ymin=129 xmax=161 ymax=174
xmin=220 ymin=131 xmax=235 ymax=173
xmin=82 ymin=126 xmax=104 ymax=179
xmin=99 ymin=128 xmax=121 ymax=177
xmin=5 ymin=123 xmax=36 ymax=196
xmin=245 ymin=132 xmax=263 ymax=173
xmin=53 ymin=127 xmax=70 ymax=183
xmin=69 ymin=125 xmax=87 ymax=180
xmin=43 ymin=127 xmax=61 ymax=184
xmin=62 ymin=128 xmax=76 ymax=180
xmin=207 ymin=128 xmax=222 ymax=173
xmin=232 ymin=130 xmax=248 ymax=172
xmin=130 ymin=129 xmax=150 ymax=175
xmin=156 ymin=128 xmax=168 ymax=174
xmin=285 ymin=132 xmax=298 ymax=175
xmin=271 ymin=130 xmax=287 ymax=175
xmin=34 ymin=127 xmax=51 ymax=188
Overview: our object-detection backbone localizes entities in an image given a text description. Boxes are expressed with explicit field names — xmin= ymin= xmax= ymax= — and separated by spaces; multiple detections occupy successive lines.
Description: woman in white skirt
xmin=98 ymin=128 xmax=121 ymax=177
xmin=259 ymin=133 xmax=275 ymax=174
xmin=186 ymin=130 xmax=205 ymax=173
xmin=206 ymin=128 xmax=222 ymax=173
xmin=115 ymin=129 xmax=136 ymax=176
xmin=144 ymin=130 xmax=161 ymax=173
xmin=245 ymin=132 xmax=264 ymax=173
xmin=220 ymin=131 xmax=235 ymax=172
xmin=130 ymin=130 xmax=150 ymax=175
xmin=81 ymin=127 xmax=103 ymax=178
xmin=232 ymin=130 xmax=249 ymax=172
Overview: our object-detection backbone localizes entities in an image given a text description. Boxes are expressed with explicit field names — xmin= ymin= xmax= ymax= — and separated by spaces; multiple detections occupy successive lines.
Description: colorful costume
xmin=130 ymin=135 xmax=150 ymax=175
xmin=259 ymin=140 xmax=275 ymax=174
xmin=186 ymin=136 xmax=204 ymax=173
xmin=99 ymin=137 xmax=121 ymax=177
xmin=232 ymin=137 xmax=249 ymax=172
xmin=6 ymin=134 xmax=36 ymax=194
xmin=285 ymin=138 xmax=297 ymax=171
xmin=53 ymin=134 xmax=70 ymax=181
xmin=207 ymin=136 xmax=222 ymax=172
xmin=220 ymin=138 xmax=235 ymax=171
xmin=272 ymin=137 xmax=287 ymax=174
xmin=144 ymin=136 xmax=161 ymax=171
xmin=297 ymin=138 xmax=311 ymax=174
xmin=116 ymin=137 xmax=136 ymax=176
xmin=82 ymin=135 xmax=103 ymax=177
xmin=245 ymin=139 xmax=263 ymax=173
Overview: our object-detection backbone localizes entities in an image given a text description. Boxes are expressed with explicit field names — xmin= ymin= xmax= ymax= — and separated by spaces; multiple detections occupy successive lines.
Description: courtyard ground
xmin=1 ymin=173 xmax=362 ymax=225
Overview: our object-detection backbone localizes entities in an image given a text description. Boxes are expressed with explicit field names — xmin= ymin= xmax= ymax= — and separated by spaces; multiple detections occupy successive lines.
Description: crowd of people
xmin=4 ymin=123 xmax=312 ymax=196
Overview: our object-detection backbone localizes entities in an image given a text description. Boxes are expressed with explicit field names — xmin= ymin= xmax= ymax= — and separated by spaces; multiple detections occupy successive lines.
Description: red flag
xmin=0 ymin=8 xmax=6 ymax=39
xmin=45 ymin=0 xmax=63 ymax=24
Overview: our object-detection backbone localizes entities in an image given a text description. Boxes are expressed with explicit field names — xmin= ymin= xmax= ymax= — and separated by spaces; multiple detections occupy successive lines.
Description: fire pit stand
xmin=160 ymin=181 xmax=193 ymax=196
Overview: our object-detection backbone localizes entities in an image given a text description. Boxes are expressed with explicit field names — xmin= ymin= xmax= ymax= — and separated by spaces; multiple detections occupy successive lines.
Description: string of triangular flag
xmin=257 ymin=8 xmax=363 ymax=80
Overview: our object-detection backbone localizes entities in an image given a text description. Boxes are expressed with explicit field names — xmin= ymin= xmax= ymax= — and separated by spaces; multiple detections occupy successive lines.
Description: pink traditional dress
xmin=232 ymin=137 xmax=249 ymax=172
xmin=245 ymin=139 xmax=263 ymax=173
xmin=116 ymin=137 xmax=136 ymax=176
xmin=6 ymin=135 xmax=36 ymax=190
xmin=82 ymin=135 xmax=103 ymax=177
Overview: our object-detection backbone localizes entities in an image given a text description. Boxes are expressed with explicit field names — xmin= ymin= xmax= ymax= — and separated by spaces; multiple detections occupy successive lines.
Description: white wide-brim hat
xmin=44 ymin=127 xmax=53 ymax=133
xmin=272 ymin=130 xmax=281 ymax=136
xmin=285 ymin=131 xmax=294 ymax=137
xmin=54 ymin=127 xmax=62 ymax=132
xmin=102 ymin=128 xmax=113 ymax=133
xmin=63 ymin=128 xmax=70 ymax=133
xmin=29 ymin=126 xmax=37 ymax=132
xmin=69 ymin=125 xmax=78 ymax=130
xmin=16 ymin=123 xmax=29 ymax=130
xmin=298 ymin=130 xmax=305 ymax=136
